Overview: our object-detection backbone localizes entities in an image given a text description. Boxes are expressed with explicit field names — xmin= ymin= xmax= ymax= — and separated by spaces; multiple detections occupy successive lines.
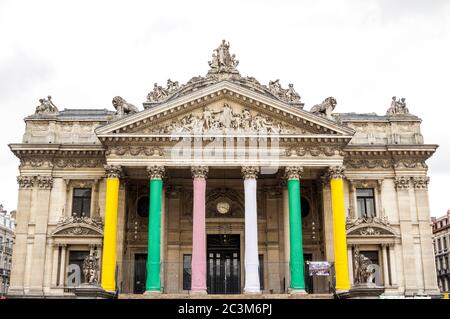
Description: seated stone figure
xmin=112 ymin=96 xmax=139 ymax=116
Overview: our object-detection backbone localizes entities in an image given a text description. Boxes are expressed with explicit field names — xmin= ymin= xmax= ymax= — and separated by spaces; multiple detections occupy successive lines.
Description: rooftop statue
xmin=112 ymin=96 xmax=139 ymax=117
xmin=268 ymin=80 xmax=302 ymax=105
xmin=207 ymin=40 xmax=240 ymax=76
xmin=35 ymin=95 xmax=59 ymax=115
xmin=386 ymin=96 xmax=410 ymax=115
xmin=310 ymin=97 xmax=337 ymax=120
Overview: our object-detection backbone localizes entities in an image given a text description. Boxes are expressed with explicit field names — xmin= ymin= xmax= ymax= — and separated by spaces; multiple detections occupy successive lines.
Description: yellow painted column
xmin=328 ymin=166 xmax=350 ymax=291
xmin=101 ymin=165 xmax=122 ymax=292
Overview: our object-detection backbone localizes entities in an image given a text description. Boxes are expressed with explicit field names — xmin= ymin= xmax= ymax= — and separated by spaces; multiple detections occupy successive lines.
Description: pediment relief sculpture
xmin=346 ymin=216 xmax=397 ymax=237
xmin=52 ymin=216 xmax=104 ymax=237
xmin=139 ymin=103 xmax=299 ymax=135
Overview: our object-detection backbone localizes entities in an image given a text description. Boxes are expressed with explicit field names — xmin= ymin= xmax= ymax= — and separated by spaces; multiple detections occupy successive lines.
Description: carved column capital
xmin=327 ymin=166 xmax=346 ymax=180
xmin=191 ymin=166 xmax=209 ymax=179
xmin=241 ymin=166 xmax=259 ymax=180
xmin=17 ymin=176 xmax=34 ymax=189
xmin=104 ymin=165 xmax=123 ymax=178
xmin=36 ymin=176 xmax=53 ymax=189
xmin=412 ymin=176 xmax=429 ymax=190
xmin=394 ymin=176 xmax=411 ymax=190
xmin=147 ymin=165 xmax=165 ymax=180
xmin=284 ymin=166 xmax=304 ymax=180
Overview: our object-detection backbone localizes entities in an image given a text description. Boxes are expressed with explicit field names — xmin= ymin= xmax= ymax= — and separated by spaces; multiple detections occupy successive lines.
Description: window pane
xmin=357 ymin=198 xmax=366 ymax=218
xmin=82 ymin=198 xmax=91 ymax=216
xmin=183 ymin=254 xmax=192 ymax=290
xmin=72 ymin=198 xmax=82 ymax=216
xmin=356 ymin=188 xmax=374 ymax=197
xmin=74 ymin=188 xmax=91 ymax=197
xmin=366 ymin=199 xmax=376 ymax=218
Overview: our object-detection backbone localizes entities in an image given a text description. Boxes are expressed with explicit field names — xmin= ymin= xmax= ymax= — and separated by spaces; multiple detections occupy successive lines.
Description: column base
xmin=244 ymin=289 xmax=262 ymax=295
xmin=189 ymin=289 xmax=208 ymax=295
xmin=144 ymin=290 xmax=162 ymax=295
xmin=288 ymin=288 xmax=307 ymax=295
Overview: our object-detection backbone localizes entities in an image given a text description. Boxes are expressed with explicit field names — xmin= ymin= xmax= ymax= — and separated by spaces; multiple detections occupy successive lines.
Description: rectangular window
xmin=444 ymin=237 xmax=448 ymax=250
xmin=72 ymin=188 xmax=92 ymax=217
xmin=259 ymin=254 xmax=264 ymax=291
xmin=438 ymin=238 xmax=442 ymax=251
xmin=183 ymin=254 xmax=192 ymax=291
xmin=356 ymin=188 xmax=376 ymax=218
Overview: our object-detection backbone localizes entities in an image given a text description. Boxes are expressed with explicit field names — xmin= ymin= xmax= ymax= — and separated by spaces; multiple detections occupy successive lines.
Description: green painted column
xmin=145 ymin=166 xmax=165 ymax=292
xmin=286 ymin=167 xmax=306 ymax=291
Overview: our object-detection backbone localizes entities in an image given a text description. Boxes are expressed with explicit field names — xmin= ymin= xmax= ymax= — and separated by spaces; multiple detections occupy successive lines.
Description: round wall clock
xmin=216 ymin=201 xmax=230 ymax=215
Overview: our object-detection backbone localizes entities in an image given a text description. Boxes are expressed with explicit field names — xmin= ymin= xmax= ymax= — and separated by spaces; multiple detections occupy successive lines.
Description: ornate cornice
xmin=327 ymin=166 xmax=346 ymax=180
xmin=147 ymin=165 xmax=165 ymax=180
xmin=394 ymin=176 xmax=410 ymax=189
xmin=284 ymin=166 xmax=303 ymax=180
xmin=241 ymin=166 xmax=259 ymax=179
xmin=191 ymin=166 xmax=209 ymax=179
xmin=104 ymin=165 xmax=122 ymax=178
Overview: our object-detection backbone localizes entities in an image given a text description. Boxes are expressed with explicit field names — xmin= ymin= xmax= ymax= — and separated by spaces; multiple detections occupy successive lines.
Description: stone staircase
xmin=119 ymin=293 xmax=334 ymax=299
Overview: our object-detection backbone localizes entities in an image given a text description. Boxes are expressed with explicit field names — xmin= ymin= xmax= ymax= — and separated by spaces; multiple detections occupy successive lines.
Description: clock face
xmin=216 ymin=201 xmax=230 ymax=215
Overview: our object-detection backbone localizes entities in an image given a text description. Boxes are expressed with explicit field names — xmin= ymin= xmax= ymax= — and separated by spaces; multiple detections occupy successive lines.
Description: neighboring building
xmin=0 ymin=205 xmax=15 ymax=296
xmin=7 ymin=41 xmax=440 ymax=298
xmin=432 ymin=210 xmax=450 ymax=295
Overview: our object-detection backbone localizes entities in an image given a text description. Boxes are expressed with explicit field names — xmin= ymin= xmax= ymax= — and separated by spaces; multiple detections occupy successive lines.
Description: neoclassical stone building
xmin=8 ymin=41 xmax=440 ymax=298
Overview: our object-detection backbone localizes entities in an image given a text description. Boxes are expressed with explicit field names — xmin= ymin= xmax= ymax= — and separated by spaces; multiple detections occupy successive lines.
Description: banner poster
xmin=308 ymin=261 xmax=331 ymax=276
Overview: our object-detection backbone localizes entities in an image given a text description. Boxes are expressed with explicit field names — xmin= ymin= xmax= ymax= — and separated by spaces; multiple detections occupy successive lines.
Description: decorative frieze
xmin=241 ymin=166 xmax=259 ymax=179
xmin=54 ymin=158 xmax=105 ymax=169
xmin=344 ymin=159 xmax=393 ymax=169
xmin=105 ymin=146 xmax=164 ymax=157
xmin=284 ymin=166 xmax=304 ymax=180
xmin=104 ymin=165 xmax=123 ymax=178
xmin=147 ymin=165 xmax=165 ymax=180
xmin=327 ymin=166 xmax=346 ymax=180
xmin=286 ymin=146 xmax=344 ymax=157
xmin=394 ymin=176 xmax=410 ymax=189
xmin=412 ymin=176 xmax=430 ymax=189
xmin=57 ymin=216 xmax=104 ymax=229
xmin=191 ymin=166 xmax=209 ymax=179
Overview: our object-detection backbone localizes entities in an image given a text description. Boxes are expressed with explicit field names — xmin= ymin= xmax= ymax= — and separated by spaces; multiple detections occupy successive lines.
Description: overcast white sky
xmin=0 ymin=0 xmax=449 ymax=217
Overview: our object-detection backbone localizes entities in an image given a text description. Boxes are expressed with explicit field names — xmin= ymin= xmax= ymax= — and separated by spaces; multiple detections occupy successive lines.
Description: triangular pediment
xmin=96 ymin=82 xmax=355 ymax=139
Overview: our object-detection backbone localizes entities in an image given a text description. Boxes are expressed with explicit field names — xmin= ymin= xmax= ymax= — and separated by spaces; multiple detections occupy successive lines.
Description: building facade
xmin=0 ymin=205 xmax=15 ymax=296
xmin=8 ymin=42 xmax=440 ymax=298
xmin=432 ymin=210 xmax=450 ymax=295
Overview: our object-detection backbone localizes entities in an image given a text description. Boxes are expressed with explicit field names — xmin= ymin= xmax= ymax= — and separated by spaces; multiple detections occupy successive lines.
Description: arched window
xmin=137 ymin=196 xmax=150 ymax=218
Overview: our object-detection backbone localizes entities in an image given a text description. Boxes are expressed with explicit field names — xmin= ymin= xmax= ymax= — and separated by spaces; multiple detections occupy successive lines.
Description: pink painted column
xmin=190 ymin=166 xmax=209 ymax=294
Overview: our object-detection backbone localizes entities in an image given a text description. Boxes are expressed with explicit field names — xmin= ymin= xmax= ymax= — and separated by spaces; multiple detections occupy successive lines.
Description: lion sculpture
xmin=310 ymin=97 xmax=337 ymax=120
xmin=112 ymin=96 xmax=139 ymax=116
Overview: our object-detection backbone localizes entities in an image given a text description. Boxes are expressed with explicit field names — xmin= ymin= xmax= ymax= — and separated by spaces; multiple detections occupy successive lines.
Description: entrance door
xmin=207 ymin=234 xmax=240 ymax=294
xmin=134 ymin=253 xmax=147 ymax=294
xmin=304 ymin=253 xmax=313 ymax=294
